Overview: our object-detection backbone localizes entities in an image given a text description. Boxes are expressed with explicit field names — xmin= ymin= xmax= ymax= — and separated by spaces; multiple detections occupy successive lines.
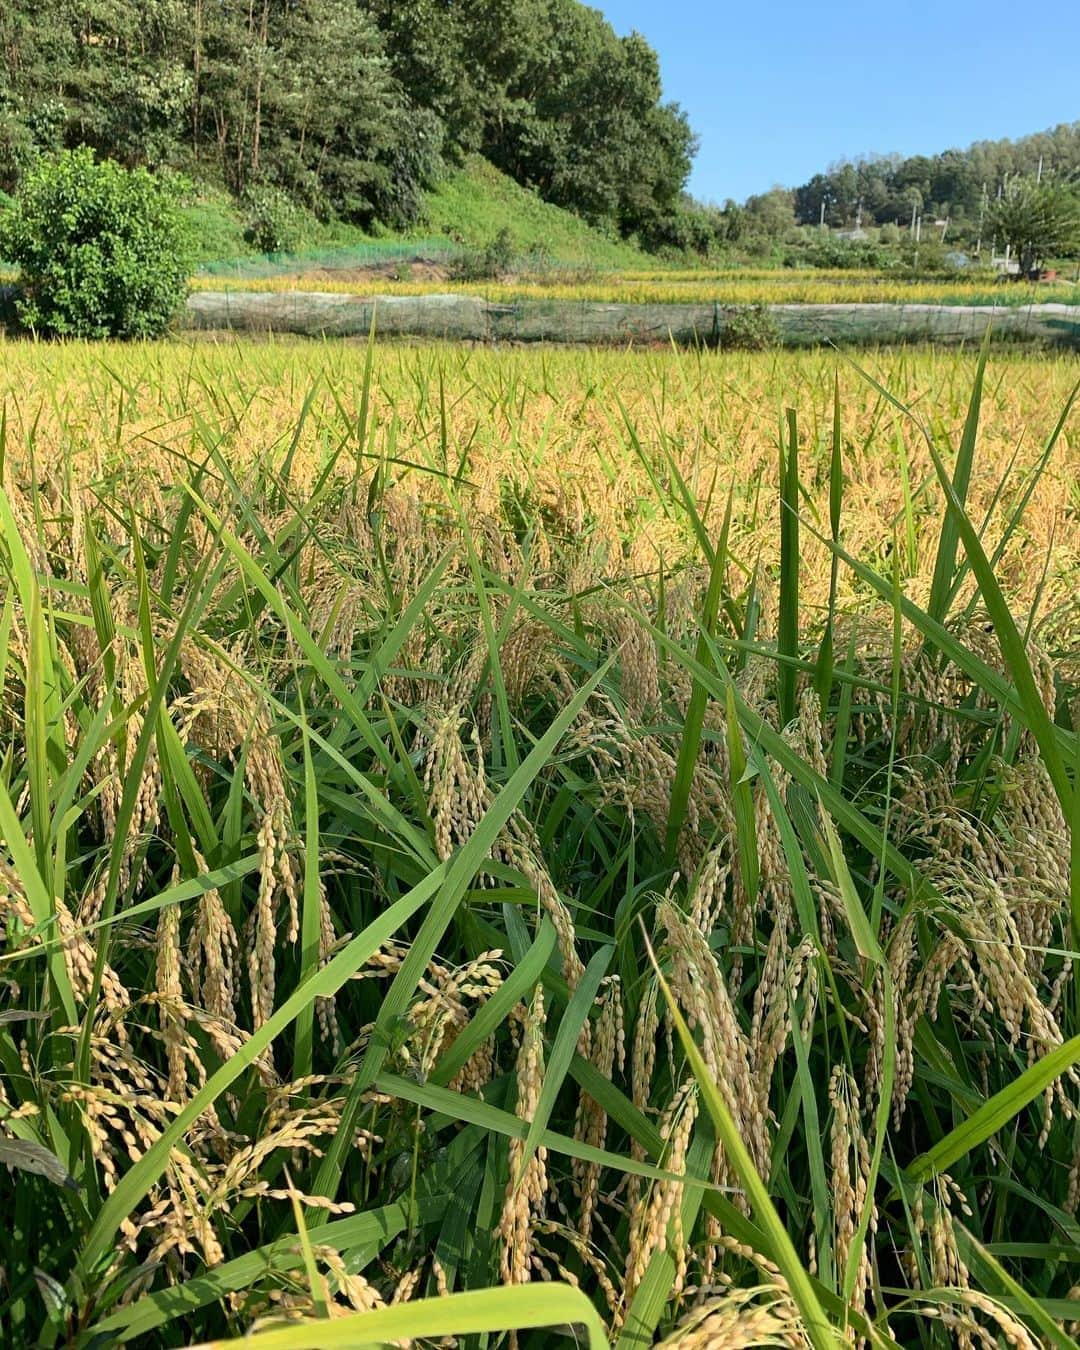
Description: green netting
xmin=183 ymin=292 xmax=1080 ymax=348
xmin=195 ymin=240 xmax=460 ymax=279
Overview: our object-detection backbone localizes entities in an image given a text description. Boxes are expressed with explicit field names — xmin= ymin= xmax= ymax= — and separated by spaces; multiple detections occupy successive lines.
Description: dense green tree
xmin=988 ymin=177 xmax=1080 ymax=275
xmin=0 ymin=1 xmax=190 ymax=176
xmin=365 ymin=0 xmax=472 ymax=148
xmin=255 ymin=0 xmax=405 ymax=221
xmin=744 ymin=187 xmax=797 ymax=241
xmin=468 ymin=1 xmax=694 ymax=242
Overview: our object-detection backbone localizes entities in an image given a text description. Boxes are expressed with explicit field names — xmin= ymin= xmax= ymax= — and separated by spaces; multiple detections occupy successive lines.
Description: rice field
xmin=0 ymin=338 xmax=1078 ymax=1348
xmin=188 ymin=268 xmax=1080 ymax=308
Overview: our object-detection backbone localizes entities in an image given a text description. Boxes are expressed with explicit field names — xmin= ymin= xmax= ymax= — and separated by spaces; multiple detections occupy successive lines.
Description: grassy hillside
xmin=185 ymin=156 xmax=653 ymax=272
xmin=421 ymin=155 xmax=650 ymax=268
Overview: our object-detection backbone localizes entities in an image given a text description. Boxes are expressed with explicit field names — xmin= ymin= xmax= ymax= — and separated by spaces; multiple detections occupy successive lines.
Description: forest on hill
xmin=0 ymin=0 xmax=696 ymax=249
xmin=734 ymin=123 xmax=1080 ymax=242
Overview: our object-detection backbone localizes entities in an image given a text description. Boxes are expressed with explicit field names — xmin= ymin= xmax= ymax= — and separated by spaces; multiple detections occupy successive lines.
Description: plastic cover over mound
xmin=184 ymin=291 xmax=1080 ymax=347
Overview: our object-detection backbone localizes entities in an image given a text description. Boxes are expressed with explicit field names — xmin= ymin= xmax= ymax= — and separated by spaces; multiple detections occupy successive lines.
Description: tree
xmin=988 ymin=178 xmax=1080 ymax=276
xmin=0 ymin=147 xmax=192 ymax=337
xmin=264 ymin=0 xmax=407 ymax=222
xmin=427 ymin=0 xmax=694 ymax=243
xmin=366 ymin=0 xmax=474 ymax=150
xmin=743 ymin=187 xmax=796 ymax=242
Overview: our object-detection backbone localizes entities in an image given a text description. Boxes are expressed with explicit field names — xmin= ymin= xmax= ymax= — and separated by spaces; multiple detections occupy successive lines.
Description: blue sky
xmin=598 ymin=1 xmax=1080 ymax=203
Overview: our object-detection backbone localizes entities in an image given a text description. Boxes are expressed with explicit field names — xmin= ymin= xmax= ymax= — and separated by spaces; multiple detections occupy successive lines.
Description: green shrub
xmin=241 ymin=182 xmax=301 ymax=254
xmin=720 ymin=302 xmax=779 ymax=351
xmin=0 ymin=147 xmax=192 ymax=338
xmin=450 ymin=225 xmax=516 ymax=281
xmin=782 ymin=233 xmax=900 ymax=271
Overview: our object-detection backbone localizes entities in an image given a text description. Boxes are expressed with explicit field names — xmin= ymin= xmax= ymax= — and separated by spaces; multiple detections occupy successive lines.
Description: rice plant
xmin=0 ymin=338 xmax=1076 ymax=1347
xmin=187 ymin=268 xmax=1080 ymax=308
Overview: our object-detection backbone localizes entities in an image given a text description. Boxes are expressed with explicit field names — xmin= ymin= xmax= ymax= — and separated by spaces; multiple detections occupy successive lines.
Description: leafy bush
xmin=241 ymin=182 xmax=301 ymax=254
xmin=782 ymin=233 xmax=900 ymax=271
xmin=450 ymin=225 xmax=516 ymax=281
xmin=720 ymin=302 xmax=779 ymax=350
xmin=895 ymin=238 xmax=953 ymax=276
xmin=641 ymin=198 xmax=726 ymax=258
xmin=0 ymin=148 xmax=192 ymax=338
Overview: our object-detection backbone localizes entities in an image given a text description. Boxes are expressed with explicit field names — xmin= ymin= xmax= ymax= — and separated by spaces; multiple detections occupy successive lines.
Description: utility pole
xmin=975 ymin=181 xmax=987 ymax=256
xmin=820 ymin=198 xmax=826 ymax=229
xmin=910 ymin=200 xmax=918 ymax=235
xmin=1037 ymin=154 xmax=1043 ymax=184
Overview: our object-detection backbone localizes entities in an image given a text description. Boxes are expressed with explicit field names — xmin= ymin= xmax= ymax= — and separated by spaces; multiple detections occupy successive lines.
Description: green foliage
xmin=450 ymin=225 xmax=516 ymax=281
xmin=790 ymin=122 xmax=1080 ymax=235
xmin=0 ymin=148 xmax=192 ymax=338
xmin=742 ymin=187 xmax=799 ymax=248
xmin=783 ymin=233 xmax=901 ymax=271
xmin=0 ymin=0 xmax=696 ymax=250
xmin=720 ymin=302 xmax=780 ymax=350
xmin=988 ymin=176 xmax=1080 ymax=275
xmin=423 ymin=155 xmax=649 ymax=267
xmin=469 ymin=2 xmax=696 ymax=244
xmin=241 ymin=183 xmax=301 ymax=255
xmin=643 ymin=195 xmax=727 ymax=258
xmin=179 ymin=185 xmax=249 ymax=264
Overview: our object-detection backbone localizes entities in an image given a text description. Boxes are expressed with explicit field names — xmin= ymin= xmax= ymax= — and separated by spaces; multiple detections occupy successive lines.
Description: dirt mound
xmin=277 ymin=257 xmax=452 ymax=285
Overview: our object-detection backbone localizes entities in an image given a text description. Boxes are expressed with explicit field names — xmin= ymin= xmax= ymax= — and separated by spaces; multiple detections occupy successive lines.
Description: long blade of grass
xmin=778 ymin=407 xmax=800 ymax=727
xmin=924 ymin=426 xmax=1074 ymax=837
xmin=814 ymin=371 xmax=843 ymax=703
xmin=375 ymin=1073 xmax=714 ymax=1189
xmin=0 ymin=780 xmax=76 ymax=1027
xmin=803 ymin=516 xmax=1077 ymax=769
xmin=953 ymin=378 xmax=1079 ymax=620
xmin=955 ymin=1225 xmax=1077 ymax=1350
xmin=907 ymin=1031 xmax=1080 ymax=1183
xmin=726 ymin=679 xmax=759 ymax=909
xmin=927 ymin=332 xmax=988 ymax=622
xmin=190 ymin=1283 xmax=608 ymax=1350
xmin=283 ymin=1167 xmax=327 ymax=1321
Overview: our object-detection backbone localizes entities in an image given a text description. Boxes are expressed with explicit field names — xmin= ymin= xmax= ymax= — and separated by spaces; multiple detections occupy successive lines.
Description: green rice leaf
xmin=907 ymin=1032 xmax=1080 ymax=1183
xmin=190 ymin=1283 xmax=608 ymax=1350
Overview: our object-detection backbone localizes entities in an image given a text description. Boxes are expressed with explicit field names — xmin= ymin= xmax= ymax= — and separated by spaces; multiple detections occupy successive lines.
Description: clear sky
xmin=598 ymin=1 xmax=1080 ymax=204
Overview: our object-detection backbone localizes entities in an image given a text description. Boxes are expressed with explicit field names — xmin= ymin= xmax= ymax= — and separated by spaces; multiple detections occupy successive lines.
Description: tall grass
xmin=0 ymin=339 xmax=1077 ymax=1347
